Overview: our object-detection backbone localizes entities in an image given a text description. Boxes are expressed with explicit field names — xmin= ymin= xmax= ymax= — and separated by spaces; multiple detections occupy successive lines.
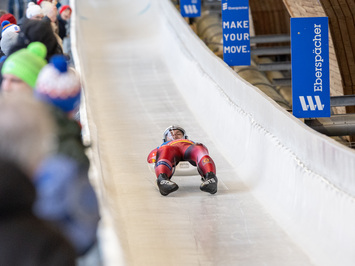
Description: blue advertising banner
xmin=221 ymin=0 xmax=250 ymax=66
xmin=180 ymin=0 xmax=201 ymax=18
xmin=291 ymin=17 xmax=330 ymax=118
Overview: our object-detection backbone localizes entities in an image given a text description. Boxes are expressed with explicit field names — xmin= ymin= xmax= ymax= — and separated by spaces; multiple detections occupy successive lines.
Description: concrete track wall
xmin=157 ymin=1 xmax=355 ymax=265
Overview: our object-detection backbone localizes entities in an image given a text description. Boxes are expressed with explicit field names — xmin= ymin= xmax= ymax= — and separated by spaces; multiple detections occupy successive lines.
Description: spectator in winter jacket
xmin=8 ymin=18 xmax=63 ymax=60
xmin=40 ymin=0 xmax=63 ymax=49
xmin=57 ymin=5 xmax=71 ymax=40
xmin=0 ymin=43 xmax=100 ymax=259
xmin=35 ymin=55 xmax=101 ymax=257
xmin=0 ymin=160 xmax=77 ymax=266
xmin=35 ymin=55 xmax=88 ymax=165
xmin=0 ymin=95 xmax=77 ymax=266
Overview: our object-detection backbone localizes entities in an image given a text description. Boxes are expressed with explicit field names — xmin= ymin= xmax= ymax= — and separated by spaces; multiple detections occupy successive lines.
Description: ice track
xmin=71 ymin=0 xmax=355 ymax=265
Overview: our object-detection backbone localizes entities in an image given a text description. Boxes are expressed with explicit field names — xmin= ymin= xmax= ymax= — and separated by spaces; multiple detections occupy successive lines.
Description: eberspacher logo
xmin=299 ymin=96 xmax=324 ymax=111
xmin=222 ymin=3 xmax=228 ymax=10
xmin=183 ymin=4 xmax=198 ymax=14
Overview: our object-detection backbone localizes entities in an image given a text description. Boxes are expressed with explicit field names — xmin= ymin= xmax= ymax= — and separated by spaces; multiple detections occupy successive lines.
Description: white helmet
xmin=163 ymin=125 xmax=188 ymax=142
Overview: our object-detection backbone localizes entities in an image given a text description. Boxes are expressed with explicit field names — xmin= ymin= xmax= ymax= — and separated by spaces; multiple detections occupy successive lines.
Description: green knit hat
xmin=2 ymin=42 xmax=47 ymax=88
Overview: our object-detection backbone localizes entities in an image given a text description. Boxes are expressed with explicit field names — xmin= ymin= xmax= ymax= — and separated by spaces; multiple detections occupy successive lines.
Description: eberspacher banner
xmin=222 ymin=0 xmax=250 ymax=66
xmin=291 ymin=17 xmax=330 ymax=118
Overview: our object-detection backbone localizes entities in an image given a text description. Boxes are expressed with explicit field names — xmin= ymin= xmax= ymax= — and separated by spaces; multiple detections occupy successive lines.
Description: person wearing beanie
xmin=1 ymin=20 xmax=20 ymax=37
xmin=0 ymin=20 xmax=20 ymax=57
xmin=39 ymin=1 xmax=64 ymax=51
xmin=57 ymin=5 xmax=71 ymax=40
xmin=26 ymin=2 xmax=44 ymax=20
xmin=1 ymin=41 xmax=47 ymax=94
xmin=35 ymin=54 xmax=100 ymax=257
xmin=35 ymin=54 xmax=89 ymax=170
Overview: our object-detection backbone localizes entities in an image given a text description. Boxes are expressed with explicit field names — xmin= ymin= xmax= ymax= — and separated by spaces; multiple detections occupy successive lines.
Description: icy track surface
xmin=72 ymin=0 xmax=355 ymax=265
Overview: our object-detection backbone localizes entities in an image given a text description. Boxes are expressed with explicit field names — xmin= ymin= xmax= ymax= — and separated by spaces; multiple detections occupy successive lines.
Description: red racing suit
xmin=147 ymin=139 xmax=216 ymax=179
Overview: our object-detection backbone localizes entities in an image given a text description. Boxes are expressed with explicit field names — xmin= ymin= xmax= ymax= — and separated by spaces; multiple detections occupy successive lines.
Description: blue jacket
xmin=34 ymin=154 xmax=100 ymax=256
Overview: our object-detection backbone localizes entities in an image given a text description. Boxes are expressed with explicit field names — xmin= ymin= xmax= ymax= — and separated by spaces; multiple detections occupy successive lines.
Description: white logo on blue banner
xmin=222 ymin=0 xmax=250 ymax=66
xmin=180 ymin=0 xmax=201 ymax=18
xmin=291 ymin=17 xmax=330 ymax=118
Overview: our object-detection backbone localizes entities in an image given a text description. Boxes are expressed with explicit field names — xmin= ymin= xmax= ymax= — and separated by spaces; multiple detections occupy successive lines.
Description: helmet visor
xmin=165 ymin=129 xmax=185 ymax=141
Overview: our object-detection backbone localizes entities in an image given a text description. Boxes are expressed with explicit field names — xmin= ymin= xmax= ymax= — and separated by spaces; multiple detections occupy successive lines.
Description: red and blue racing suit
xmin=147 ymin=139 xmax=216 ymax=179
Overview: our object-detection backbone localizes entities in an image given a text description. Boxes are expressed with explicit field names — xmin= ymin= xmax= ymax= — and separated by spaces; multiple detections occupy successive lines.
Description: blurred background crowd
xmin=0 ymin=1 xmax=102 ymax=265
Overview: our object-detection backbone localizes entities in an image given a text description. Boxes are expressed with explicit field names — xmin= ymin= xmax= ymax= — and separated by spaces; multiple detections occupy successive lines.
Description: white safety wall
xmin=157 ymin=1 xmax=355 ymax=266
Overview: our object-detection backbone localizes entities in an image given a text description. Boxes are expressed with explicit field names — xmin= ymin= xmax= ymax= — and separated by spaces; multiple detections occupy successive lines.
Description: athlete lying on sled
xmin=147 ymin=125 xmax=218 ymax=196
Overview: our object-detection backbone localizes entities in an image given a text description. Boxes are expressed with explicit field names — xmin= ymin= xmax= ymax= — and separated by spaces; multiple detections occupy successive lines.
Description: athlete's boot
xmin=200 ymin=172 xmax=218 ymax=194
xmin=157 ymin=173 xmax=179 ymax=196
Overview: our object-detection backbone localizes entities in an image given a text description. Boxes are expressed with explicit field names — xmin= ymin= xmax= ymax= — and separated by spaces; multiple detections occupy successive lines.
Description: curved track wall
xmin=158 ymin=1 xmax=355 ymax=265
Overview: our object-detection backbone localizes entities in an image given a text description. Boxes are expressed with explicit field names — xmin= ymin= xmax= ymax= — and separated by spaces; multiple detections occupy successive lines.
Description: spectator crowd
xmin=0 ymin=1 xmax=102 ymax=265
